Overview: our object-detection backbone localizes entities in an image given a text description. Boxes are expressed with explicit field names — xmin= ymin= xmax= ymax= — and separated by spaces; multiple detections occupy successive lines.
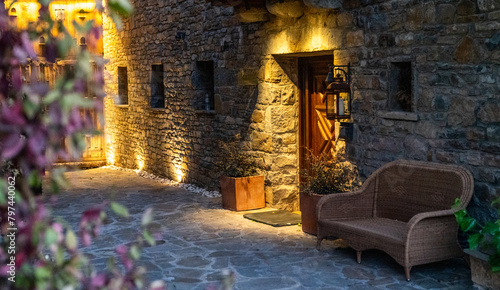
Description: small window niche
xmin=389 ymin=61 xmax=413 ymax=112
xmin=192 ymin=60 xmax=215 ymax=111
xmin=150 ymin=64 xmax=164 ymax=108
xmin=117 ymin=67 xmax=128 ymax=105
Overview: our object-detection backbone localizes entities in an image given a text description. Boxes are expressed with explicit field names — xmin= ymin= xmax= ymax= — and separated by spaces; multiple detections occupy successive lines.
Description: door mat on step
xmin=243 ymin=210 xmax=301 ymax=227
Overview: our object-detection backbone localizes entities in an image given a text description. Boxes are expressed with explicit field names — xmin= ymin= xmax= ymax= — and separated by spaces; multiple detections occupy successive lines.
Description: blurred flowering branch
xmin=0 ymin=1 xmax=165 ymax=289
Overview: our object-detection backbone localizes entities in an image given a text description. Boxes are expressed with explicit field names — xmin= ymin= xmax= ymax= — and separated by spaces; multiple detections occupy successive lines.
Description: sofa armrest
xmin=405 ymin=209 xmax=459 ymax=245
xmin=316 ymin=177 xmax=377 ymax=220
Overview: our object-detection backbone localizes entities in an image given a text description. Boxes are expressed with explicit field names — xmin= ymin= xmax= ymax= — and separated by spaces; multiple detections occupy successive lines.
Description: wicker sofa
xmin=316 ymin=160 xmax=474 ymax=281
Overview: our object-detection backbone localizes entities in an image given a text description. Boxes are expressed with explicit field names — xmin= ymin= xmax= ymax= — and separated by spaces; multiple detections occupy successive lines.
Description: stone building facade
xmin=103 ymin=0 xmax=500 ymax=219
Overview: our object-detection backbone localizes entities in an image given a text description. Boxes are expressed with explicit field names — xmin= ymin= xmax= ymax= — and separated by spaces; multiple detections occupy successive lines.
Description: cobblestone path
xmin=46 ymin=168 xmax=473 ymax=289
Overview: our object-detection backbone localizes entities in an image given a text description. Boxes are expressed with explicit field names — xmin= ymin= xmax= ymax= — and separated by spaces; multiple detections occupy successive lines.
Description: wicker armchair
xmin=316 ymin=160 xmax=474 ymax=281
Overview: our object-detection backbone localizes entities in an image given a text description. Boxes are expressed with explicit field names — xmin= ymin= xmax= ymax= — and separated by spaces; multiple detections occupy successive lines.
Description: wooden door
xmin=299 ymin=55 xmax=335 ymax=167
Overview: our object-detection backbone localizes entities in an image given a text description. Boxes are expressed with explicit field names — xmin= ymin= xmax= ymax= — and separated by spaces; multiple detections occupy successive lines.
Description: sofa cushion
xmin=319 ymin=217 xmax=407 ymax=245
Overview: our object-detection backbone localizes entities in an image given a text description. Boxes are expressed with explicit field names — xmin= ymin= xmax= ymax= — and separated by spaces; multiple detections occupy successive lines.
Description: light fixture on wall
xmin=78 ymin=9 xmax=86 ymax=21
xmin=324 ymin=64 xmax=351 ymax=120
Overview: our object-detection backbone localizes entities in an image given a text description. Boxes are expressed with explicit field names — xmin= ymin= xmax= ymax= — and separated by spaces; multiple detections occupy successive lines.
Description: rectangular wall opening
xmin=117 ymin=66 xmax=128 ymax=105
xmin=150 ymin=64 xmax=164 ymax=108
xmin=389 ymin=61 xmax=413 ymax=112
xmin=192 ymin=60 xmax=214 ymax=111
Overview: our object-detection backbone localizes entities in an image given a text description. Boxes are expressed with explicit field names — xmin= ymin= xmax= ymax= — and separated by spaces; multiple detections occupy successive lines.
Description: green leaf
xmin=57 ymin=34 xmax=75 ymax=58
xmin=28 ymin=171 xmax=42 ymax=189
xmin=42 ymin=90 xmax=60 ymax=104
xmin=35 ymin=266 xmax=51 ymax=280
xmin=111 ymin=202 xmax=129 ymax=217
xmin=23 ymin=99 xmax=39 ymax=119
xmin=483 ymin=222 xmax=500 ymax=235
xmin=45 ymin=228 xmax=58 ymax=246
xmin=66 ymin=229 xmax=77 ymax=251
xmin=143 ymin=230 xmax=155 ymax=246
xmin=0 ymin=180 xmax=6 ymax=205
xmin=129 ymin=245 xmax=141 ymax=260
xmin=108 ymin=0 xmax=134 ymax=17
xmin=141 ymin=208 xmax=153 ymax=226
xmin=107 ymin=256 xmax=116 ymax=270
xmin=55 ymin=247 xmax=64 ymax=266
xmin=468 ymin=233 xmax=482 ymax=250
xmin=460 ymin=216 xmax=477 ymax=232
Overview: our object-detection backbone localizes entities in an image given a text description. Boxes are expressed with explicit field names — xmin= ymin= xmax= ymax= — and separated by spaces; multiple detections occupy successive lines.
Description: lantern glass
xmin=326 ymin=91 xmax=336 ymax=118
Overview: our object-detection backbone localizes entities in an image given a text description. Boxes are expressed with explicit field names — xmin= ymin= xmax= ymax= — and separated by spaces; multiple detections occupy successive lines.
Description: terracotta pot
xmin=220 ymin=175 xmax=265 ymax=211
xmin=465 ymin=249 xmax=500 ymax=289
xmin=300 ymin=192 xmax=323 ymax=235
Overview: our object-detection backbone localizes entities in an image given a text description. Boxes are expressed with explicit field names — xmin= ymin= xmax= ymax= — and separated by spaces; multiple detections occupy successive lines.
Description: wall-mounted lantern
xmin=324 ymin=64 xmax=351 ymax=120
xmin=78 ymin=9 xmax=86 ymax=21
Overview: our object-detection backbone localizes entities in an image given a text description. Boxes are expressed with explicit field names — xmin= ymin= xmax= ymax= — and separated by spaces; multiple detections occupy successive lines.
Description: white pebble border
xmin=101 ymin=165 xmax=221 ymax=198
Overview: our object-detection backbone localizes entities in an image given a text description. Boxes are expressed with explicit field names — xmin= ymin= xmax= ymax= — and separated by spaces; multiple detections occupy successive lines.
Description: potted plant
xmin=218 ymin=134 xmax=265 ymax=211
xmin=454 ymin=197 xmax=500 ymax=289
xmin=299 ymin=148 xmax=361 ymax=235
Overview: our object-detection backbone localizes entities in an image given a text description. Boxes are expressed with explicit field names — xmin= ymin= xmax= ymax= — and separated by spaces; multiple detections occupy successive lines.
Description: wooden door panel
xmin=300 ymin=55 xmax=335 ymax=162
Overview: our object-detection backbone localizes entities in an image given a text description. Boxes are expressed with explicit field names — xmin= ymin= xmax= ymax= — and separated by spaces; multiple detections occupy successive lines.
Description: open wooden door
xmin=299 ymin=55 xmax=335 ymax=168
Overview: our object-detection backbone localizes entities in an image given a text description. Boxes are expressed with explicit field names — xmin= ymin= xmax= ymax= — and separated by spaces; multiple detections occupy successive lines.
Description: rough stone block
xmin=478 ymin=102 xmax=500 ymax=123
xmin=251 ymin=131 xmax=273 ymax=152
xmin=478 ymin=0 xmax=500 ymax=12
xmin=436 ymin=4 xmax=457 ymax=24
xmin=416 ymin=121 xmax=440 ymax=139
xmin=448 ymin=97 xmax=476 ymax=126
xmin=271 ymin=105 xmax=297 ymax=133
xmin=404 ymin=136 xmax=428 ymax=160
xmin=346 ymin=30 xmax=364 ymax=47
xmin=457 ymin=0 xmax=477 ymax=16
xmin=405 ymin=4 xmax=423 ymax=30
xmin=454 ymin=36 xmax=481 ymax=63
xmin=487 ymin=126 xmax=500 ymax=142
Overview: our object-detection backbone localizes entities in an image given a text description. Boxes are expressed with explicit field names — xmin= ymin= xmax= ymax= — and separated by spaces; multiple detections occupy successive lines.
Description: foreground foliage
xmin=0 ymin=1 xmax=165 ymax=289
xmin=454 ymin=197 xmax=500 ymax=272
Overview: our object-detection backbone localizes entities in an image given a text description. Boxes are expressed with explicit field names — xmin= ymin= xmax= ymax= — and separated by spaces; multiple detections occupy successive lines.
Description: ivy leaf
xmin=468 ymin=233 xmax=482 ymax=250
xmin=111 ymin=202 xmax=129 ymax=217
xmin=459 ymin=216 xmax=477 ymax=232
xmin=483 ymin=222 xmax=500 ymax=235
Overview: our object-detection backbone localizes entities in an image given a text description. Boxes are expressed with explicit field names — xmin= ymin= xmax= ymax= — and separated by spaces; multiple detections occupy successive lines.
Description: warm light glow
xmin=137 ymin=156 xmax=144 ymax=170
xmin=4 ymin=0 xmax=103 ymax=55
xmin=171 ymin=157 xmax=188 ymax=183
xmin=105 ymin=132 xmax=115 ymax=165
xmin=175 ymin=167 xmax=183 ymax=182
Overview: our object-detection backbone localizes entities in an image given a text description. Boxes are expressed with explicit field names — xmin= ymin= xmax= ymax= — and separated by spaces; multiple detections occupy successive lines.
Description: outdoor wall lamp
xmin=78 ymin=9 xmax=87 ymax=21
xmin=324 ymin=64 xmax=351 ymax=120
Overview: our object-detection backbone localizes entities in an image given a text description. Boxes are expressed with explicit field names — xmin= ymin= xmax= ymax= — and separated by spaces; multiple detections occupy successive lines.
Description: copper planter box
xmin=220 ymin=175 xmax=265 ymax=211
xmin=300 ymin=192 xmax=323 ymax=235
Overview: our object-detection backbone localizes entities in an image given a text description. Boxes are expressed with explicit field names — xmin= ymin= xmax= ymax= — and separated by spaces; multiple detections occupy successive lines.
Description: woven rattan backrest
xmin=373 ymin=160 xmax=474 ymax=222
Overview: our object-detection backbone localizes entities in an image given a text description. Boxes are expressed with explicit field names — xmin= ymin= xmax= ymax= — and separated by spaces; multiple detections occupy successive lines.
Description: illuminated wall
xmin=4 ymin=0 xmax=103 ymax=55
xmin=102 ymin=0 xmax=348 ymax=211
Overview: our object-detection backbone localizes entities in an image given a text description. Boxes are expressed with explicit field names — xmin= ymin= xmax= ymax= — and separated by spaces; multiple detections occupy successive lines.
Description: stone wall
xmin=340 ymin=0 xmax=500 ymax=222
xmin=104 ymin=0 xmax=500 ymax=217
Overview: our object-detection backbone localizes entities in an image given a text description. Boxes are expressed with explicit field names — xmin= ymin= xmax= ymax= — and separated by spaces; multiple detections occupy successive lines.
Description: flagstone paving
xmin=46 ymin=168 xmax=474 ymax=289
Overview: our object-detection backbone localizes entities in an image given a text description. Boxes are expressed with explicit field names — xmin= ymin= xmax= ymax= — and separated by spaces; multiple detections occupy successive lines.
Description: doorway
xmin=299 ymin=55 xmax=335 ymax=170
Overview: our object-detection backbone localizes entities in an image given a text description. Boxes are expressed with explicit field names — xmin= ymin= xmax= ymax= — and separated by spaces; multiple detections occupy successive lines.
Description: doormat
xmin=243 ymin=210 xmax=301 ymax=227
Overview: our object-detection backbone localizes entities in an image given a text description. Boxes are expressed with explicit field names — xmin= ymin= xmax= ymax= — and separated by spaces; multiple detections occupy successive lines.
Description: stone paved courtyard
xmin=45 ymin=168 xmax=474 ymax=289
